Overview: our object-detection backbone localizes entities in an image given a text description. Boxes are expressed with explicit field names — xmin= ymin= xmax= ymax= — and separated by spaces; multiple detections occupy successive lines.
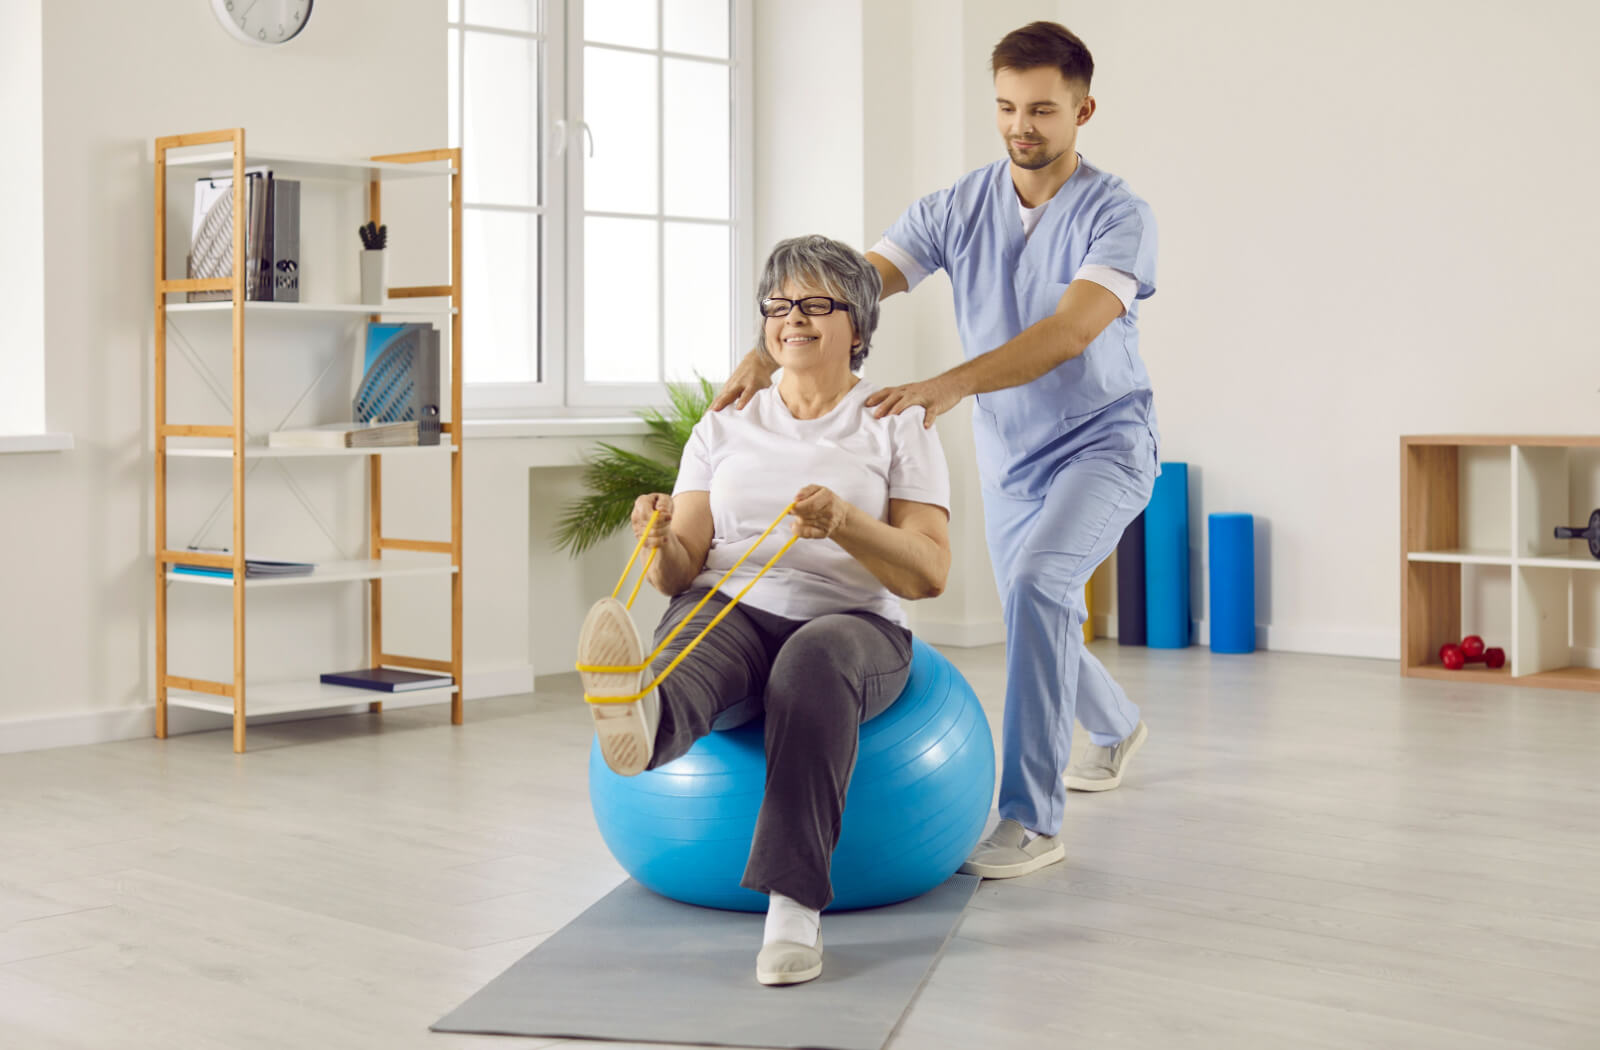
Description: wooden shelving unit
xmin=1401 ymin=434 xmax=1600 ymax=692
xmin=153 ymin=128 xmax=464 ymax=751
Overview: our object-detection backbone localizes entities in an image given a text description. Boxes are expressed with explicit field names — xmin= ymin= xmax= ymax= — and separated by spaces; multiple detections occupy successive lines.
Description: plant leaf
xmin=552 ymin=374 xmax=719 ymax=557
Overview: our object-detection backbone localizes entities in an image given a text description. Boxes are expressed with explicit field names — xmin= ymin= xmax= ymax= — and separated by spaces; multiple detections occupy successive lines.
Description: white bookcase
xmin=153 ymin=128 xmax=464 ymax=751
xmin=1402 ymin=435 xmax=1600 ymax=691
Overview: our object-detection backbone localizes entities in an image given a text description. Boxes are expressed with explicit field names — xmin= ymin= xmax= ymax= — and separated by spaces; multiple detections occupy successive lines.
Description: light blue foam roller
xmin=588 ymin=637 xmax=995 ymax=912
xmin=1145 ymin=461 xmax=1191 ymax=648
xmin=1208 ymin=512 xmax=1256 ymax=654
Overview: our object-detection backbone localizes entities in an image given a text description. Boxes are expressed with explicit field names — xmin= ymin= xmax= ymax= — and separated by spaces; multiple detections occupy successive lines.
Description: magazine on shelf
xmin=267 ymin=421 xmax=420 ymax=449
xmin=174 ymin=546 xmax=316 ymax=577
xmin=319 ymin=667 xmax=454 ymax=692
xmin=354 ymin=323 xmax=442 ymax=445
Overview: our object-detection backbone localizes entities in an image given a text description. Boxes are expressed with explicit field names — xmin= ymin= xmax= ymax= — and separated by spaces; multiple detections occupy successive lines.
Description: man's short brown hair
xmin=991 ymin=21 xmax=1094 ymax=92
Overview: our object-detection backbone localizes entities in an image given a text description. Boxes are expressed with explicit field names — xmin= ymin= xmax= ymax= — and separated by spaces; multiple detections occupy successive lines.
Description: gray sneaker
xmin=1065 ymin=720 xmax=1148 ymax=792
xmin=958 ymin=819 xmax=1065 ymax=879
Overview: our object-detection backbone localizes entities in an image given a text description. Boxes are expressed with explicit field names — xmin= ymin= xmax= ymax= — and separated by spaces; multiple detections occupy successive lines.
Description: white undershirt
xmin=870 ymin=194 xmax=1140 ymax=311
xmin=673 ymin=382 xmax=950 ymax=625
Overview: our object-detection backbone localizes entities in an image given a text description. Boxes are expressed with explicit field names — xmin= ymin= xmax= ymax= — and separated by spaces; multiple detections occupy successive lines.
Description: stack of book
xmin=172 ymin=547 xmax=316 ymax=579
xmin=268 ymin=420 xmax=422 ymax=449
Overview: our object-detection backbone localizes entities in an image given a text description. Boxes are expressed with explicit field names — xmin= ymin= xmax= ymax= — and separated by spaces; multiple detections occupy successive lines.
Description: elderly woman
xmin=576 ymin=235 xmax=952 ymax=987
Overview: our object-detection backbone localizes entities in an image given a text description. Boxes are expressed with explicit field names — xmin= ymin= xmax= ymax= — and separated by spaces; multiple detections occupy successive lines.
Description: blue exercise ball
xmin=588 ymin=636 xmax=995 ymax=912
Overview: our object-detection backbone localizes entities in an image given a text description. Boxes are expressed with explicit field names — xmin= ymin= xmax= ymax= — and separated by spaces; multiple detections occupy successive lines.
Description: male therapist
xmin=715 ymin=21 xmax=1157 ymax=878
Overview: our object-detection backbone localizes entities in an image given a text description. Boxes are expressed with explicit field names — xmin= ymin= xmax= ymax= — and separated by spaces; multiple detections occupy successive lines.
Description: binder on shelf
xmin=185 ymin=170 xmax=299 ymax=302
xmin=355 ymin=323 xmax=441 ymax=445
xmin=266 ymin=177 xmax=299 ymax=302
xmin=186 ymin=167 xmax=267 ymax=302
xmin=320 ymin=667 xmax=454 ymax=693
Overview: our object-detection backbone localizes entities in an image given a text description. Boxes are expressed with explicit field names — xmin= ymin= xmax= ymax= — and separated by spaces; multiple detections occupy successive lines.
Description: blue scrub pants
xmin=983 ymin=452 xmax=1155 ymax=837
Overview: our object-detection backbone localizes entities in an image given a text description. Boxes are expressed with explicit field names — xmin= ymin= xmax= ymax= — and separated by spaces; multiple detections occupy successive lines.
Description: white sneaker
xmin=576 ymin=597 xmax=658 ymax=777
xmin=1065 ymin=720 xmax=1148 ymax=792
xmin=756 ymin=935 xmax=823 ymax=986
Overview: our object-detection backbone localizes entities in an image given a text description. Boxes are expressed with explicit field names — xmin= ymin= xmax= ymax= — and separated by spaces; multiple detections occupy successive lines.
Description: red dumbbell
xmin=1439 ymin=635 xmax=1505 ymax=670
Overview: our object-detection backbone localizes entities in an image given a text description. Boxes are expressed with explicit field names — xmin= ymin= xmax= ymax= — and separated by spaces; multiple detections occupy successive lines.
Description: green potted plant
xmin=553 ymin=377 xmax=717 ymax=555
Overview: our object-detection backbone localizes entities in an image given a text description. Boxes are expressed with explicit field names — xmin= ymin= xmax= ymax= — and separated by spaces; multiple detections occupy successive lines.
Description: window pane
xmin=586 ymin=217 xmax=658 ymax=383
xmin=585 ymin=0 xmax=656 ymax=49
xmin=584 ymin=47 xmax=658 ymax=215
xmin=663 ymin=222 xmax=731 ymax=383
xmin=463 ymin=31 xmax=540 ymax=207
xmin=663 ymin=0 xmax=728 ymax=59
xmin=447 ymin=29 xmax=461 ymax=149
xmin=465 ymin=210 xmax=540 ymax=384
xmin=449 ymin=0 xmax=461 ymax=21
xmin=663 ymin=59 xmax=728 ymax=220
xmin=464 ymin=0 xmax=537 ymax=32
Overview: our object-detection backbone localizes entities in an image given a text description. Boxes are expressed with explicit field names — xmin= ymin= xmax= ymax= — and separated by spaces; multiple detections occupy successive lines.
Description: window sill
xmin=0 ymin=433 xmax=74 ymax=454
xmin=463 ymin=417 xmax=649 ymax=440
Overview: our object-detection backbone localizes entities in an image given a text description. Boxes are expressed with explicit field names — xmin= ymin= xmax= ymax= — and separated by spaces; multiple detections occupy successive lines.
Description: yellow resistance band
xmin=577 ymin=503 xmax=801 ymax=704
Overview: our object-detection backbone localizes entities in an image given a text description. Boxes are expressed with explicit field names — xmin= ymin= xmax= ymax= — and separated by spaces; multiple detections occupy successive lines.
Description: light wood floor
xmin=3 ymin=642 xmax=1598 ymax=1050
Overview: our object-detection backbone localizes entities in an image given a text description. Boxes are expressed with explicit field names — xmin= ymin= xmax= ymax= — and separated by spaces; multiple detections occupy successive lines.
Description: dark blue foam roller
xmin=1116 ymin=512 xmax=1146 ymax=646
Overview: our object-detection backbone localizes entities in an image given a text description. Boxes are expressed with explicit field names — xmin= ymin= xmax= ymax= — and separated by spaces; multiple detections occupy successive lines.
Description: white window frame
xmin=0 ymin=0 xmax=71 ymax=452
xmin=456 ymin=0 xmax=754 ymax=418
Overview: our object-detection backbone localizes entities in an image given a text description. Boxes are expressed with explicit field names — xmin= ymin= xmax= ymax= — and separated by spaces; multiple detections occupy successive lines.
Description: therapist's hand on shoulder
xmin=864 ymin=374 xmax=964 ymax=428
xmin=631 ymin=493 xmax=675 ymax=549
xmin=711 ymin=351 xmax=775 ymax=412
xmin=790 ymin=485 xmax=851 ymax=540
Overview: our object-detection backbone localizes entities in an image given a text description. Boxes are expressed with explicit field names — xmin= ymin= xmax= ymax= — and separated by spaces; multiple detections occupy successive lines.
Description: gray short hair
xmin=757 ymin=235 xmax=882 ymax=371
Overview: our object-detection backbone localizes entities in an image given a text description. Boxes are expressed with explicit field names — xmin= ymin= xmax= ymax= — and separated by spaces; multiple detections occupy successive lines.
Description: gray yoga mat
xmin=433 ymin=874 xmax=980 ymax=1050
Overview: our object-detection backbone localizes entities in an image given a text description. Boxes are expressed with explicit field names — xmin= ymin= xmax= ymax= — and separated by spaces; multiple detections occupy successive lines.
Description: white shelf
xmin=164 ymin=301 xmax=455 ymax=316
xmin=1517 ymin=554 xmax=1600 ymax=571
xmin=1408 ymin=549 xmax=1600 ymax=571
xmin=1406 ymin=549 xmax=1513 ymax=566
xmin=161 ymin=148 xmax=454 ymax=183
xmin=164 ymin=442 xmax=457 ymax=459
xmin=167 ymin=559 xmax=456 ymax=588
xmin=167 ymin=678 xmax=456 ymax=717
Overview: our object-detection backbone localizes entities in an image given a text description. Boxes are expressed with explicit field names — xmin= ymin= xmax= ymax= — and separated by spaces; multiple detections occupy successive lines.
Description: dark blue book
xmin=320 ymin=667 xmax=453 ymax=692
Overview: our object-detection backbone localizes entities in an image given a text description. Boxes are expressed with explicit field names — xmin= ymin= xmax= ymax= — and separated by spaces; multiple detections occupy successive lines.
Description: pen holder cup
xmin=360 ymin=249 xmax=388 ymax=306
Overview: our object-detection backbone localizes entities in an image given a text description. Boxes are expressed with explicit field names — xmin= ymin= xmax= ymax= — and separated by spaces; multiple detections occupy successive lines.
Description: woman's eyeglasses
xmin=760 ymin=296 xmax=851 ymax=318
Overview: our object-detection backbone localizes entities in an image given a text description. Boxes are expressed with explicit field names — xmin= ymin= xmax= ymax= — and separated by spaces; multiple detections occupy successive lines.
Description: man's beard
xmin=1008 ymin=143 xmax=1067 ymax=171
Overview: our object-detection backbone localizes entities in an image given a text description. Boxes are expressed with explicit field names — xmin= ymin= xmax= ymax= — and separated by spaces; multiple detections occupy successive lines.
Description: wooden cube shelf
xmin=1401 ymin=435 xmax=1600 ymax=692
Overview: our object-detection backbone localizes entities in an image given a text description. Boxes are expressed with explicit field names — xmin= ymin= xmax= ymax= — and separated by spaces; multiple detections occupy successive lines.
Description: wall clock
xmin=210 ymin=0 xmax=313 ymax=46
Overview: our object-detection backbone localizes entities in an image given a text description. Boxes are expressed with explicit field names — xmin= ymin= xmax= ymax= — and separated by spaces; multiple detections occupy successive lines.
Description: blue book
xmin=320 ymin=667 xmax=453 ymax=692
xmin=172 ymin=565 xmax=234 ymax=579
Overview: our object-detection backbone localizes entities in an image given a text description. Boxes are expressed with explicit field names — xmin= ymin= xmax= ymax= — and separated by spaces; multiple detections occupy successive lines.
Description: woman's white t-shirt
xmin=672 ymin=381 xmax=950 ymax=626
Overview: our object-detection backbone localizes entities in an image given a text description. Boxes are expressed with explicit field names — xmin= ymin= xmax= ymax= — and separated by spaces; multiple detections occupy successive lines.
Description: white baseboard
xmin=0 ymin=665 xmax=535 ymax=756
xmin=1097 ymin=617 xmax=1398 ymax=660
xmin=927 ymin=613 xmax=1401 ymax=662
xmin=910 ymin=618 xmax=1007 ymax=648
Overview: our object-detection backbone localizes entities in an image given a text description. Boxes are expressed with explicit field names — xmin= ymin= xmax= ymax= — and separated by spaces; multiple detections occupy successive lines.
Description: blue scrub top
xmin=883 ymin=156 xmax=1159 ymax=497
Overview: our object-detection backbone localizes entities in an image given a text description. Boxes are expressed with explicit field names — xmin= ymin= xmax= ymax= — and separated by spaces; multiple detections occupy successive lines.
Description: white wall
xmin=13 ymin=1 xmax=1596 ymax=752
xmin=1059 ymin=0 xmax=1600 ymax=655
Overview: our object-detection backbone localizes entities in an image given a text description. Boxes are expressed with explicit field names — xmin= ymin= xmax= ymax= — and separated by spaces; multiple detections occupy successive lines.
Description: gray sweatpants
xmin=645 ymin=587 xmax=913 ymax=911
